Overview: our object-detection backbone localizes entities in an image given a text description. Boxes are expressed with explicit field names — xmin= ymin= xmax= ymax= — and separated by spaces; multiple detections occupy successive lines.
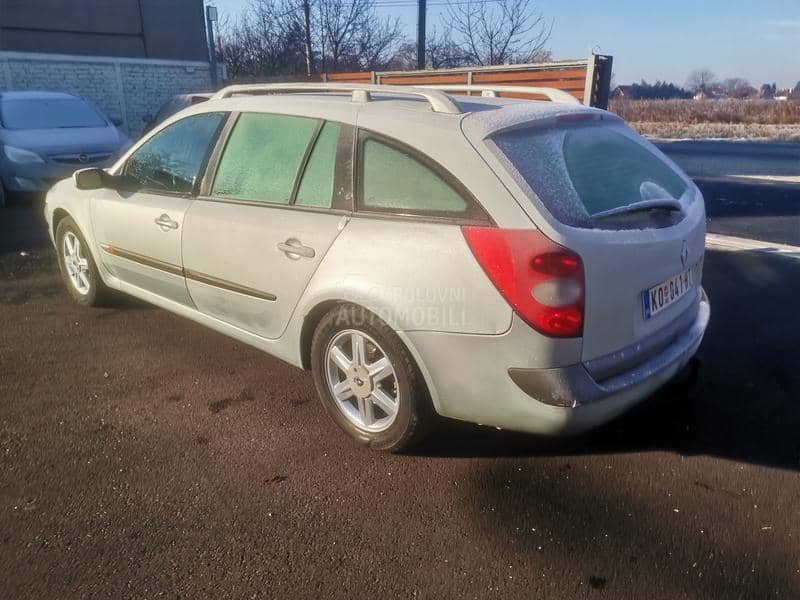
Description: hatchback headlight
xmin=3 ymin=145 xmax=45 ymax=164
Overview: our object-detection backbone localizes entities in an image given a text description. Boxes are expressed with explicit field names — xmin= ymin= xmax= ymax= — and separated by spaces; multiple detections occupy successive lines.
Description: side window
xmin=296 ymin=122 xmax=341 ymax=208
xmin=212 ymin=113 xmax=319 ymax=204
xmin=125 ymin=112 xmax=224 ymax=194
xmin=360 ymin=137 xmax=468 ymax=215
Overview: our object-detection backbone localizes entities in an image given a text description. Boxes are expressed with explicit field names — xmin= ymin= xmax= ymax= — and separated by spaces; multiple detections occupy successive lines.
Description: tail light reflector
xmin=462 ymin=227 xmax=585 ymax=338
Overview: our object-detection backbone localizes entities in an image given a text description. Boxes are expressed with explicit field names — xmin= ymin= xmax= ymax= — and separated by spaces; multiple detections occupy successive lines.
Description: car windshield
xmin=0 ymin=97 xmax=107 ymax=130
xmin=492 ymin=122 xmax=689 ymax=227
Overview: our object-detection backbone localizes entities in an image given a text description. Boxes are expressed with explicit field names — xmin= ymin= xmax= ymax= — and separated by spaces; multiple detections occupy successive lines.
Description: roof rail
xmin=417 ymin=85 xmax=581 ymax=105
xmin=211 ymin=82 xmax=461 ymax=114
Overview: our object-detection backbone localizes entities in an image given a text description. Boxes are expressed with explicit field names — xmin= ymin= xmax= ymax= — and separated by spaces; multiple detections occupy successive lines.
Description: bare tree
xmin=445 ymin=0 xmax=552 ymax=66
xmin=317 ymin=0 xmax=403 ymax=71
xmin=217 ymin=0 xmax=405 ymax=79
xmin=217 ymin=1 xmax=307 ymax=79
xmin=686 ymin=69 xmax=716 ymax=93
xmin=425 ymin=26 xmax=469 ymax=69
xmin=215 ymin=14 xmax=248 ymax=78
xmin=351 ymin=16 xmax=405 ymax=70
xmin=390 ymin=27 xmax=467 ymax=70
xmin=317 ymin=0 xmax=369 ymax=71
xmin=722 ymin=77 xmax=755 ymax=99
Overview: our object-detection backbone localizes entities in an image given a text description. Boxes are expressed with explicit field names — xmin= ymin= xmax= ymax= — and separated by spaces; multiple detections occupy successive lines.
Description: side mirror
xmin=74 ymin=168 xmax=107 ymax=190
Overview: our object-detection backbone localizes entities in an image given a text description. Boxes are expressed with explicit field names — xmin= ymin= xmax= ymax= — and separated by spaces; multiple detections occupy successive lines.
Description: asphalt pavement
xmin=1 ymin=189 xmax=799 ymax=599
xmin=657 ymin=140 xmax=800 ymax=181
xmin=698 ymin=178 xmax=800 ymax=246
xmin=658 ymin=139 xmax=800 ymax=247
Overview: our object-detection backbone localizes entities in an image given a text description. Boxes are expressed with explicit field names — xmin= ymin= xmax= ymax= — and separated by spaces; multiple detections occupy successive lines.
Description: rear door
xmin=482 ymin=118 xmax=706 ymax=361
xmin=92 ymin=112 xmax=226 ymax=305
xmin=182 ymin=113 xmax=351 ymax=339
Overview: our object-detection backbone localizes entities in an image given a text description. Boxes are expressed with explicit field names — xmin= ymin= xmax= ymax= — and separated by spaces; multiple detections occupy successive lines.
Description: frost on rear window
xmin=492 ymin=123 xmax=688 ymax=227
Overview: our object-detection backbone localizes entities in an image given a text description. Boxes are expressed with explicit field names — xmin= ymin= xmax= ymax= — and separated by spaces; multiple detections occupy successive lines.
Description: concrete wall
xmin=0 ymin=51 xmax=213 ymax=137
xmin=0 ymin=0 xmax=208 ymax=62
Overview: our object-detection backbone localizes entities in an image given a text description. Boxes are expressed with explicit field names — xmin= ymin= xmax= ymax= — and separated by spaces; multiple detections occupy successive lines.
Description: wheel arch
xmin=51 ymin=206 xmax=117 ymax=289
xmin=299 ymin=299 xmax=345 ymax=370
xmin=52 ymin=207 xmax=71 ymax=237
xmin=298 ymin=299 xmax=442 ymax=414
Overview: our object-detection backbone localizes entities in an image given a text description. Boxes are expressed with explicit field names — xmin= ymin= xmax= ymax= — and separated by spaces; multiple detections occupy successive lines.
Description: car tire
xmin=311 ymin=303 xmax=434 ymax=452
xmin=55 ymin=216 xmax=110 ymax=307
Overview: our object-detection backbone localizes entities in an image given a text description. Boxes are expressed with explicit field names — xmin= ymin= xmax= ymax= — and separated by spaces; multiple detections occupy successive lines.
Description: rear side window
xmin=296 ymin=121 xmax=341 ymax=208
xmin=359 ymin=138 xmax=468 ymax=215
xmin=212 ymin=113 xmax=319 ymax=204
xmin=493 ymin=123 xmax=688 ymax=227
xmin=124 ymin=112 xmax=225 ymax=194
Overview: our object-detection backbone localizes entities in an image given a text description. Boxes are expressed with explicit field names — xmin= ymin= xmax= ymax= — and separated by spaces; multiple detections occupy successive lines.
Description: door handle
xmin=154 ymin=214 xmax=179 ymax=231
xmin=277 ymin=238 xmax=315 ymax=259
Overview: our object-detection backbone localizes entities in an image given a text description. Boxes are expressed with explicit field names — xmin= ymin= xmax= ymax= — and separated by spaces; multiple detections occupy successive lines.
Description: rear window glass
xmin=493 ymin=123 xmax=688 ymax=226
xmin=0 ymin=98 xmax=107 ymax=130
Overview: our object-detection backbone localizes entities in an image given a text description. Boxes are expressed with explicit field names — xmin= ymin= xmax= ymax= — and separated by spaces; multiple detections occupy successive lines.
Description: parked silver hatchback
xmin=45 ymin=83 xmax=710 ymax=451
xmin=0 ymin=91 xmax=130 ymax=207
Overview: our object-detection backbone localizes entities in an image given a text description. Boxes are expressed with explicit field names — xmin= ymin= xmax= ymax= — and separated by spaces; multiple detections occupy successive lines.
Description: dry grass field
xmin=609 ymin=99 xmax=800 ymax=141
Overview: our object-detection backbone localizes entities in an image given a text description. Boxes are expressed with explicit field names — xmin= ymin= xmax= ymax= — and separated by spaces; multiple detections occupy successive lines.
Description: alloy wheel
xmin=63 ymin=231 xmax=91 ymax=295
xmin=324 ymin=329 xmax=399 ymax=432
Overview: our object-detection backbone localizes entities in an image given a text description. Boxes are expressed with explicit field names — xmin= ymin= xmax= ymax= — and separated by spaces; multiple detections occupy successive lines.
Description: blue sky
xmin=210 ymin=0 xmax=799 ymax=88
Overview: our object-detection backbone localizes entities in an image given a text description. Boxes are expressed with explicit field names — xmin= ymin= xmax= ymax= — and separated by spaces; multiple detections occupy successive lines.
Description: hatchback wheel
xmin=311 ymin=304 xmax=433 ymax=452
xmin=56 ymin=216 xmax=109 ymax=307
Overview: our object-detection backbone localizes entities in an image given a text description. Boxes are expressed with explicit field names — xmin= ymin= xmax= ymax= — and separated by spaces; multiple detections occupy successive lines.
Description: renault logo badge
xmin=681 ymin=241 xmax=689 ymax=269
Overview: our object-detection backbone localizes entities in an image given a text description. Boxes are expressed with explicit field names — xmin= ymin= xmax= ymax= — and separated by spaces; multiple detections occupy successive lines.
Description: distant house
xmin=693 ymin=86 xmax=728 ymax=101
xmin=611 ymin=85 xmax=634 ymax=99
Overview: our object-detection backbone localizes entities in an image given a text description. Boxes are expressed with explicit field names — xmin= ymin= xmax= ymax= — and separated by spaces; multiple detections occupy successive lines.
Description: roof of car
xmin=0 ymin=91 xmax=80 ymax=101
xmin=193 ymin=90 xmax=602 ymax=140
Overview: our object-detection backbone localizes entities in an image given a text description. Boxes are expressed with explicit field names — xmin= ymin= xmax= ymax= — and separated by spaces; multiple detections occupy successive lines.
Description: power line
xmin=375 ymin=0 xmax=501 ymax=5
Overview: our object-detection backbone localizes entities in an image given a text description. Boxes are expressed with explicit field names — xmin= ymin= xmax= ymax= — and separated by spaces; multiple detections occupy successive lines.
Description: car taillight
xmin=462 ymin=227 xmax=584 ymax=338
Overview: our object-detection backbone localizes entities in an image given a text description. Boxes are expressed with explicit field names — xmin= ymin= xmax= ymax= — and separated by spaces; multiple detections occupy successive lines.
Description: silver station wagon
xmin=45 ymin=83 xmax=710 ymax=451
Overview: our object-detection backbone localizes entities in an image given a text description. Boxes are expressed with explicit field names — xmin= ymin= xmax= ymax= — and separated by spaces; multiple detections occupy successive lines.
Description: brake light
xmin=462 ymin=227 xmax=585 ymax=337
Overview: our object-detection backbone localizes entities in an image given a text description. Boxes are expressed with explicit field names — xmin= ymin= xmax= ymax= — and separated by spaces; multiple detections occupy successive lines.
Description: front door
xmin=91 ymin=112 xmax=227 ymax=305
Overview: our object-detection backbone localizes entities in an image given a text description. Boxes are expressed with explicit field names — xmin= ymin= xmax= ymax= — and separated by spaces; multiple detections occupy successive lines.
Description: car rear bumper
xmin=405 ymin=287 xmax=710 ymax=436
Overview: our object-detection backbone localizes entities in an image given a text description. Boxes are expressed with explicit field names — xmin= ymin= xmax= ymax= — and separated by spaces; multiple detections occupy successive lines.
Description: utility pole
xmin=302 ymin=0 xmax=314 ymax=76
xmin=206 ymin=5 xmax=219 ymax=88
xmin=416 ymin=0 xmax=426 ymax=70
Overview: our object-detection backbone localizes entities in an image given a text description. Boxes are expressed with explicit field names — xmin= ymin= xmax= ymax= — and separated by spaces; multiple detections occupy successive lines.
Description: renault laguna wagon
xmin=44 ymin=83 xmax=710 ymax=451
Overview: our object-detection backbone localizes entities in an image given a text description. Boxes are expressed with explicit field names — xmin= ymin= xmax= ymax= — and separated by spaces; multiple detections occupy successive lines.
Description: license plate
xmin=642 ymin=268 xmax=693 ymax=319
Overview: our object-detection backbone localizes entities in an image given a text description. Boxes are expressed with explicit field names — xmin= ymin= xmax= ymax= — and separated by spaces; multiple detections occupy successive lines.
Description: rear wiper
xmin=590 ymin=199 xmax=683 ymax=220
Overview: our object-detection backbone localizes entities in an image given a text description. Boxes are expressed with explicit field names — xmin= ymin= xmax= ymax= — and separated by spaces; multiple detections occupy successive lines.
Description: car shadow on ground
xmin=414 ymin=249 xmax=800 ymax=473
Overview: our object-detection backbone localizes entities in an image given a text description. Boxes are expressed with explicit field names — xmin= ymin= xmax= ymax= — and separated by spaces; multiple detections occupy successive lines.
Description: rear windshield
xmin=0 ymin=98 xmax=107 ymax=130
xmin=492 ymin=122 xmax=688 ymax=227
